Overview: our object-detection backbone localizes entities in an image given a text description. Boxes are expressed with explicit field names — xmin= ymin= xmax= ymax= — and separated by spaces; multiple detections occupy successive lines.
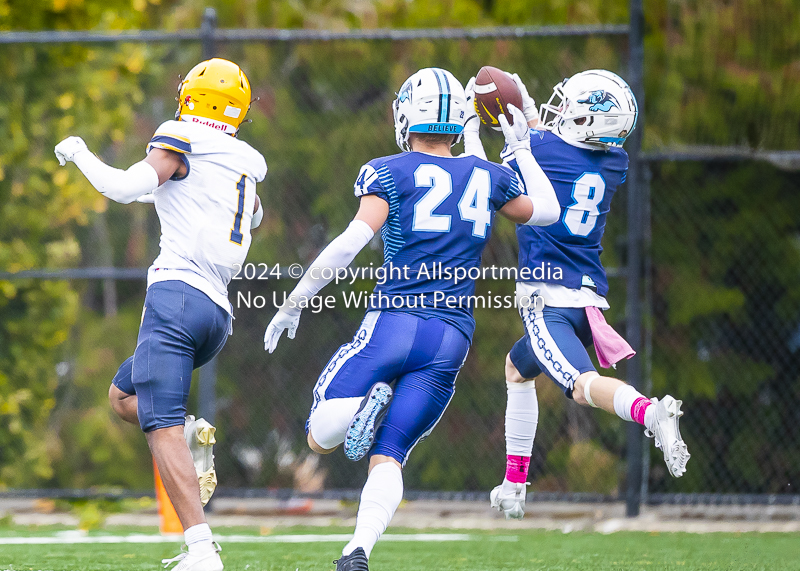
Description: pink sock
xmin=505 ymin=455 xmax=531 ymax=484
xmin=631 ymin=397 xmax=652 ymax=426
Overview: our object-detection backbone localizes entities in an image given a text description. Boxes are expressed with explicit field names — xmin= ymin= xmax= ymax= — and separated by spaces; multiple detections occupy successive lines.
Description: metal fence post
xmin=197 ymin=6 xmax=218 ymax=425
xmin=200 ymin=7 xmax=217 ymax=59
xmin=625 ymin=0 xmax=646 ymax=518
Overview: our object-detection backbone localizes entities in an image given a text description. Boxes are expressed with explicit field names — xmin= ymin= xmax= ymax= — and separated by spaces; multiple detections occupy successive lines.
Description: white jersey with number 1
xmin=145 ymin=119 xmax=267 ymax=315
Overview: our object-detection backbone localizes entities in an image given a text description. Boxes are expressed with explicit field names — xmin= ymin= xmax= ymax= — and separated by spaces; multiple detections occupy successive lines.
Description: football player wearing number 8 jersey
xmin=264 ymin=67 xmax=559 ymax=571
xmin=55 ymin=59 xmax=267 ymax=571
xmin=487 ymin=70 xmax=690 ymax=521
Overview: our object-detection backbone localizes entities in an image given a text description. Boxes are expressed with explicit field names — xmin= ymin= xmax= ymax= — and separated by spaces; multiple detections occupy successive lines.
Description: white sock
xmin=612 ymin=384 xmax=647 ymax=422
xmin=308 ymin=397 xmax=363 ymax=450
xmin=184 ymin=523 xmax=214 ymax=555
xmin=644 ymin=406 xmax=655 ymax=431
xmin=342 ymin=463 xmax=403 ymax=559
xmin=505 ymin=381 xmax=538 ymax=456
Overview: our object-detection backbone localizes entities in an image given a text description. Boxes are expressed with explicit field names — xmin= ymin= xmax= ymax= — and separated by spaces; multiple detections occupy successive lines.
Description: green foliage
xmin=645 ymin=0 xmax=800 ymax=149
xmin=0 ymin=0 xmax=178 ymax=486
xmin=0 ymin=0 xmax=797 ymax=494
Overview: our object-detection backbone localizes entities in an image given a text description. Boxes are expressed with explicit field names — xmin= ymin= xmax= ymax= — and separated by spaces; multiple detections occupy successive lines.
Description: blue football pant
xmin=111 ymin=280 xmax=231 ymax=432
xmin=309 ymin=311 xmax=470 ymax=466
xmin=509 ymin=306 xmax=596 ymax=399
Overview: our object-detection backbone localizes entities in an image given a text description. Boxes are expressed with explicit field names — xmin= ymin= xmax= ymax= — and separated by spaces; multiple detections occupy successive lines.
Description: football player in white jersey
xmin=55 ymin=58 xmax=266 ymax=571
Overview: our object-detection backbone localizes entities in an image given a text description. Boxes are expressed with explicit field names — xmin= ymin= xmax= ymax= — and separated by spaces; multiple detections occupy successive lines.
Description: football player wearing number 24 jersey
xmin=55 ymin=59 xmax=266 ymax=571
xmin=486 ymin=70 xmax=690 ymax=521
xmin=264 ymin=68 xmax=560 ymax=571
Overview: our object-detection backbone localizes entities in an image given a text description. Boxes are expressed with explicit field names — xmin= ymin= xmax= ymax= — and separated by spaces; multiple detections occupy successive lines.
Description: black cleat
xmin=334 ymin=547 xmax=369 ymax=571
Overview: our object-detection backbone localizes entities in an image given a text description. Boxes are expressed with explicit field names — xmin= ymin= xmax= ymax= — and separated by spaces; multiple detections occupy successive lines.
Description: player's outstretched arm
xmin=497 ymin=106 xmax=560 ymax=226
xmin=264 ymin=195 xmax=388 ymax=353
xmin=54 ymin=137 xmax=182 ymax=204
xmin=505 ymin=72 xmax=539 ymax=129
xmin=461 ymin=76 xmax=487 ymax=160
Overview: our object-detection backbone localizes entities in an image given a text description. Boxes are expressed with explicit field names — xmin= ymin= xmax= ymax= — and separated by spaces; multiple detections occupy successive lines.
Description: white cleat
xmin=184 ymin=415 xmax=217 ymax=506
xmin=646 ymin=395 xmax=690 ymax=478
xmin=162 ymin=543 xmax=223 ymax=571
xmin=490 ymin=479 xmax=529 ymax=520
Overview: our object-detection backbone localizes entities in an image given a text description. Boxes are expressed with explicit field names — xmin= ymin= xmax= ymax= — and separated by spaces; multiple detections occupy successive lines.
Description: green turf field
xmin=0 ymin=526 xmax=797 ymax=571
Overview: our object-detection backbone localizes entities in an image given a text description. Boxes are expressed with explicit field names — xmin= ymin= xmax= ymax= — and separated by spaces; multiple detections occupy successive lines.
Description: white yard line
xmin=0 ymin=533 xmax=491 ymax=545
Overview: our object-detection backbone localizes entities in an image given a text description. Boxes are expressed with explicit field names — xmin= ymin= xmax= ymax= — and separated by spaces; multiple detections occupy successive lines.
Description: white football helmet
xmin=393 ymin=68 xmax=469 ymax=152
xmin=539 ymin=69 xmax=638 ymax=148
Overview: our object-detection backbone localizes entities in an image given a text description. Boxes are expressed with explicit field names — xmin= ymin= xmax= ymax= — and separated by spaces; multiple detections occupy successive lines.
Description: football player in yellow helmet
xmin=175 ymin=58 xmax=253 ymax=135
xmin=55 ymin=58 xmax=267 ymax=571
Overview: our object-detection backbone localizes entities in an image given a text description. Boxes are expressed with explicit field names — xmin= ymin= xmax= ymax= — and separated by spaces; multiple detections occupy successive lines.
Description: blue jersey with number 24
xmin=354 ymin=152 xmax=521 ymax=340
xmin=504 ymin=130 xmax=628 ymax=297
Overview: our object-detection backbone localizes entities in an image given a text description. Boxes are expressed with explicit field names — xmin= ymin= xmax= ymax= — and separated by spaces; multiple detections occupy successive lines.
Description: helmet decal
xmin=397 ymin=80 xmax=412 ymax=103
xmin=577 ymin=90 xmax=620 ymax=112
xmin=431 ymin=68 xmax=451 ymax=123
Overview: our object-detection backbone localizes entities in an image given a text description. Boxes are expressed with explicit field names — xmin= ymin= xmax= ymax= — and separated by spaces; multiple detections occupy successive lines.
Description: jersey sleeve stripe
xmin=504 ymin=173 xmax=522 ymax=203
xmin=376 ymin=165 xmax=405 ymax=262
xmin=157 ymin=132 xmax=190 ymax=143
xmin=150 ymin=135 xmax=192 ymax=154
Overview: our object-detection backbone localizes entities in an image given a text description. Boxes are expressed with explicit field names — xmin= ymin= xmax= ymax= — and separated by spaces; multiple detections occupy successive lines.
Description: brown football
xmin=473 ymin=66 xmax=523 ymax=131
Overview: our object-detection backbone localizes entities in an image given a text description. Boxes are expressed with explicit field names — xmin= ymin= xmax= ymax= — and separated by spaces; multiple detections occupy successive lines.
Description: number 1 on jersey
xmin=230 ymin=174 xmax=246 ymax=245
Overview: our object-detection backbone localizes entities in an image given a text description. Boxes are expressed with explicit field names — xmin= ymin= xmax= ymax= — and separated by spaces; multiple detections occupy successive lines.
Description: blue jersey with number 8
xmin=503 ymin=130 xmax=628 ymax=297
xmin=354 ymin=151 xmax=521 ymax=340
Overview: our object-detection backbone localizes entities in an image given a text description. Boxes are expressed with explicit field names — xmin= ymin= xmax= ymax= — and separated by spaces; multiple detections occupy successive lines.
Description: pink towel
xmin=585 ymin=306 xmax=635 ymax=369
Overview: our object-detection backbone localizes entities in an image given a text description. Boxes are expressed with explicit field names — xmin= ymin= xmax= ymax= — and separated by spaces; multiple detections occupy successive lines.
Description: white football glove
xmin=136 ymin=194 xmax=156 ymax=204
xmin=264 ymin=307 xmax=301 ymax=353
xmin=54 ymin=136 xmax=89 ymax=166
xmin=463 ymin=76 xmax=480 ymax=136
xmin=505 ymin=72 xmax=537 ymax=124
xmin=498 ymin=104 xmax=531 ymax=153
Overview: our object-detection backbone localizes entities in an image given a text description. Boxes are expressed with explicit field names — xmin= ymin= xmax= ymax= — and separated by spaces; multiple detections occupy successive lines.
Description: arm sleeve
xmin=512 ymin=150 xmax=560 ymax=226
xmin=283 ymin=220 xmax=375 ymax=312
xmin=72 ymin=151 xmax=160 ymax=204
xmin=460 ymin=118 xmax=487 ymax=160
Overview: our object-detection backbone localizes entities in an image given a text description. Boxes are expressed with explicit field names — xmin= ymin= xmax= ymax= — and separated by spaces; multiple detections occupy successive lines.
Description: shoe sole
xmin=344 ymin=383 xmax=393 ymax=462
xmin=186 ymin=418 xmax=217 ymax=505
xmin=655 ymin=396 xmax=690 ymax=478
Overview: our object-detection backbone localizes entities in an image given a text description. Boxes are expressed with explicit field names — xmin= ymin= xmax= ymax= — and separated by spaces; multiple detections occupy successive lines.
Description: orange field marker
xmin=154 ymin=458 xmax=183 ymax=535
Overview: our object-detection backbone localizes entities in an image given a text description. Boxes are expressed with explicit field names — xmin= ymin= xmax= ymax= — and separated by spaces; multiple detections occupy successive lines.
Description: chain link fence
xmin=1 ymin=19 xmax=798 ymax=503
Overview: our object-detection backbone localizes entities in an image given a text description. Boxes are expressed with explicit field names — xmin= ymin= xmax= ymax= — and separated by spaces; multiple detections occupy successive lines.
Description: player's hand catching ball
xmin=54 ymin=136 xmax=89 ymax=166
xmin=463 ymin=76 xmax=480 ymax=136
xmin=264 ymin=307 xmax=301 ymax=353
xmin=506 ymin=73 xmax=538 ymax=124
xmin=498 ymin=104 xmax=531 ymax=153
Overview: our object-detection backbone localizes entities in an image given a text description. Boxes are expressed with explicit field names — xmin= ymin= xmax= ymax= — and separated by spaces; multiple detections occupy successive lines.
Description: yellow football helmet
xmin=175 ymin=58 xmax=252 ymax=135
